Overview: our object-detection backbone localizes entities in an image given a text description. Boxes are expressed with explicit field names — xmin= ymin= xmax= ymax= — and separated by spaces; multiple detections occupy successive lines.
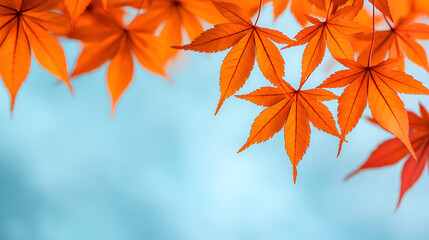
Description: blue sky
xmin=0 ymin=3 xmax=429 ymax=240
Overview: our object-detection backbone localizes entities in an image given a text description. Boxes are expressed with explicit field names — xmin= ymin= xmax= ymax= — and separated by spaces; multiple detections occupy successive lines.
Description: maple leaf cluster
xmin=174 ymin=0 xmax=429 ymax=206
xmin=1 ymin=0 xmax=429 ymax=207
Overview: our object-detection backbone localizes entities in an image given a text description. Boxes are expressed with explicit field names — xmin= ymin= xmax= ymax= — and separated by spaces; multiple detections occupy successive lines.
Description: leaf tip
xmin=8 ymin=90 xmax=18 ymax=117
xmin=337 ymin=138 xmax=345 ymax=157
xmin=396 ymin=197 xmax=404 ymax=211
xmin=61 ymin=75 xmax=74 ymax=95
xmin=344 ymin=169 xmax=359 ymax=182
xmin=9 ymin=97 xmax=16 ymax=115
xmin=69 ymin=84 xmax=75 ymax=96
xmin=237 ymin=142 xmax=249 ymax=153
xmin=215 ymin=96 xmax=227 ymax=116
xmin=110 ymin=100 xmax=118 ymax=119
xmin=293 ymin=165 xmax=297 ymax=184
xmin=164 ymin=74 xmax=173 ymax=83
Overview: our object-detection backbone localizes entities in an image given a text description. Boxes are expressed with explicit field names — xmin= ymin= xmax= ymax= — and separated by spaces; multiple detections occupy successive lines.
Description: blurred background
xmin=1 ymin=4 xmax=429 ymax=240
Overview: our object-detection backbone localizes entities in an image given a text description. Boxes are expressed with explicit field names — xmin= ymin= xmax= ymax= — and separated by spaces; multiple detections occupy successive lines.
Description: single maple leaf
xmin=70 ymin=10 xmax=173 ymax=115
xmin=174 ymin=1 xmax=294 ymax=114
xmin=285 ymin=6 xmax=367 ymax=87
xmin=237 ymin=81 xmax=340 ymax=183
xmin=319 ymin=57 xmax=429 ymax=158
xmin=356 ymin=15 xmax=429 ymax=72
xmin=346 ymin=104 xmax=429 ymax=208
xmin=0 ymin=0 xmax=73 ymax=111
xmin=136 ymin=0 xmax=224 ymax=46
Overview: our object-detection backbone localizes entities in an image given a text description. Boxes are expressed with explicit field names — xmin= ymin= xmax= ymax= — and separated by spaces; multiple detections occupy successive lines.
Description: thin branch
xmin=254 ymin=0 xmax=263 ymax=25
xmin=368 ymin=3 xmax=376 ymax=67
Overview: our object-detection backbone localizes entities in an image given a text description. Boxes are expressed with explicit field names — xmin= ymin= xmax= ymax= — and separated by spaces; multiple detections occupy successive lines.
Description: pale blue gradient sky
xmin=0 ymin=4 xmax=429 ymax=240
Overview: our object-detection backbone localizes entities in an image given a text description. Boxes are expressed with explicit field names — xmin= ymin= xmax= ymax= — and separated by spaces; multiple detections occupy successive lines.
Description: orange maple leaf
xmin=356 ymin=15 xmax=429 ymax=72
xmin=237 ymin=81 xmax=339 ymax=183
xmin=175 ymin=1 xmax=294 ymax=114
xmin=285 ymin=6 xmax=367 ymax=87
xmin=70 ymin=10 xmax=173 ymax=115
xmin=319 ymin=57 xmax=429 ymax=157
xmin=0 ymin=0 xmax=73 ymax=111
xmin=136 ymin=0 xmax=224 ymax=46
xmin=346 ymin=104 xmax=429 ymax=208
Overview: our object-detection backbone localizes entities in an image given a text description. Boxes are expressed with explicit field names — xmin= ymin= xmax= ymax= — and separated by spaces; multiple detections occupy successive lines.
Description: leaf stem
xmin=299 ymin=2 xmax=333 ymax=91
xmin=325 ymin=0 xmax=332 ymax=21
xmin=299 ymin=76 xmax=309 ymax=90
xmin=368 ymin=3 xmax=375 ymax=67
xmin=254 ymin=0 xmax=263 ymax=25
xmin=383 ymin=14 xmax=393 ymax=30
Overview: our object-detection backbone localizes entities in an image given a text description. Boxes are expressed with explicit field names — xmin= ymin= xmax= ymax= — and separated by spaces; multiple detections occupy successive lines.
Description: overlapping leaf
xmin=319 ymin=57 xmax=429 ymax=157
xmin=346 ymin=104 xmax=429 ymax=208
xmin=175 ymin=1 xmax=293 ymax=114
xmin=237 ymin=81 xmax=339 ymax=183
xmin=356 ymin=15 xmax=429 ymax=72
xmin=136 ymin=0 xmax=224 ymax=46
xmin=270 ymin=0 xmax=350 ymax=26
xmin=1 ymin=0 xmax=429 ymax=199
xmin=64 ymin=0 xmax=144 ymax=24
xmin=285 ymin=6 xmax=367 ymax=87
xmin=223 ymin=0 xmax=268 ymax=17
xmin=70 ymin=9 xmax=173 ymax=115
